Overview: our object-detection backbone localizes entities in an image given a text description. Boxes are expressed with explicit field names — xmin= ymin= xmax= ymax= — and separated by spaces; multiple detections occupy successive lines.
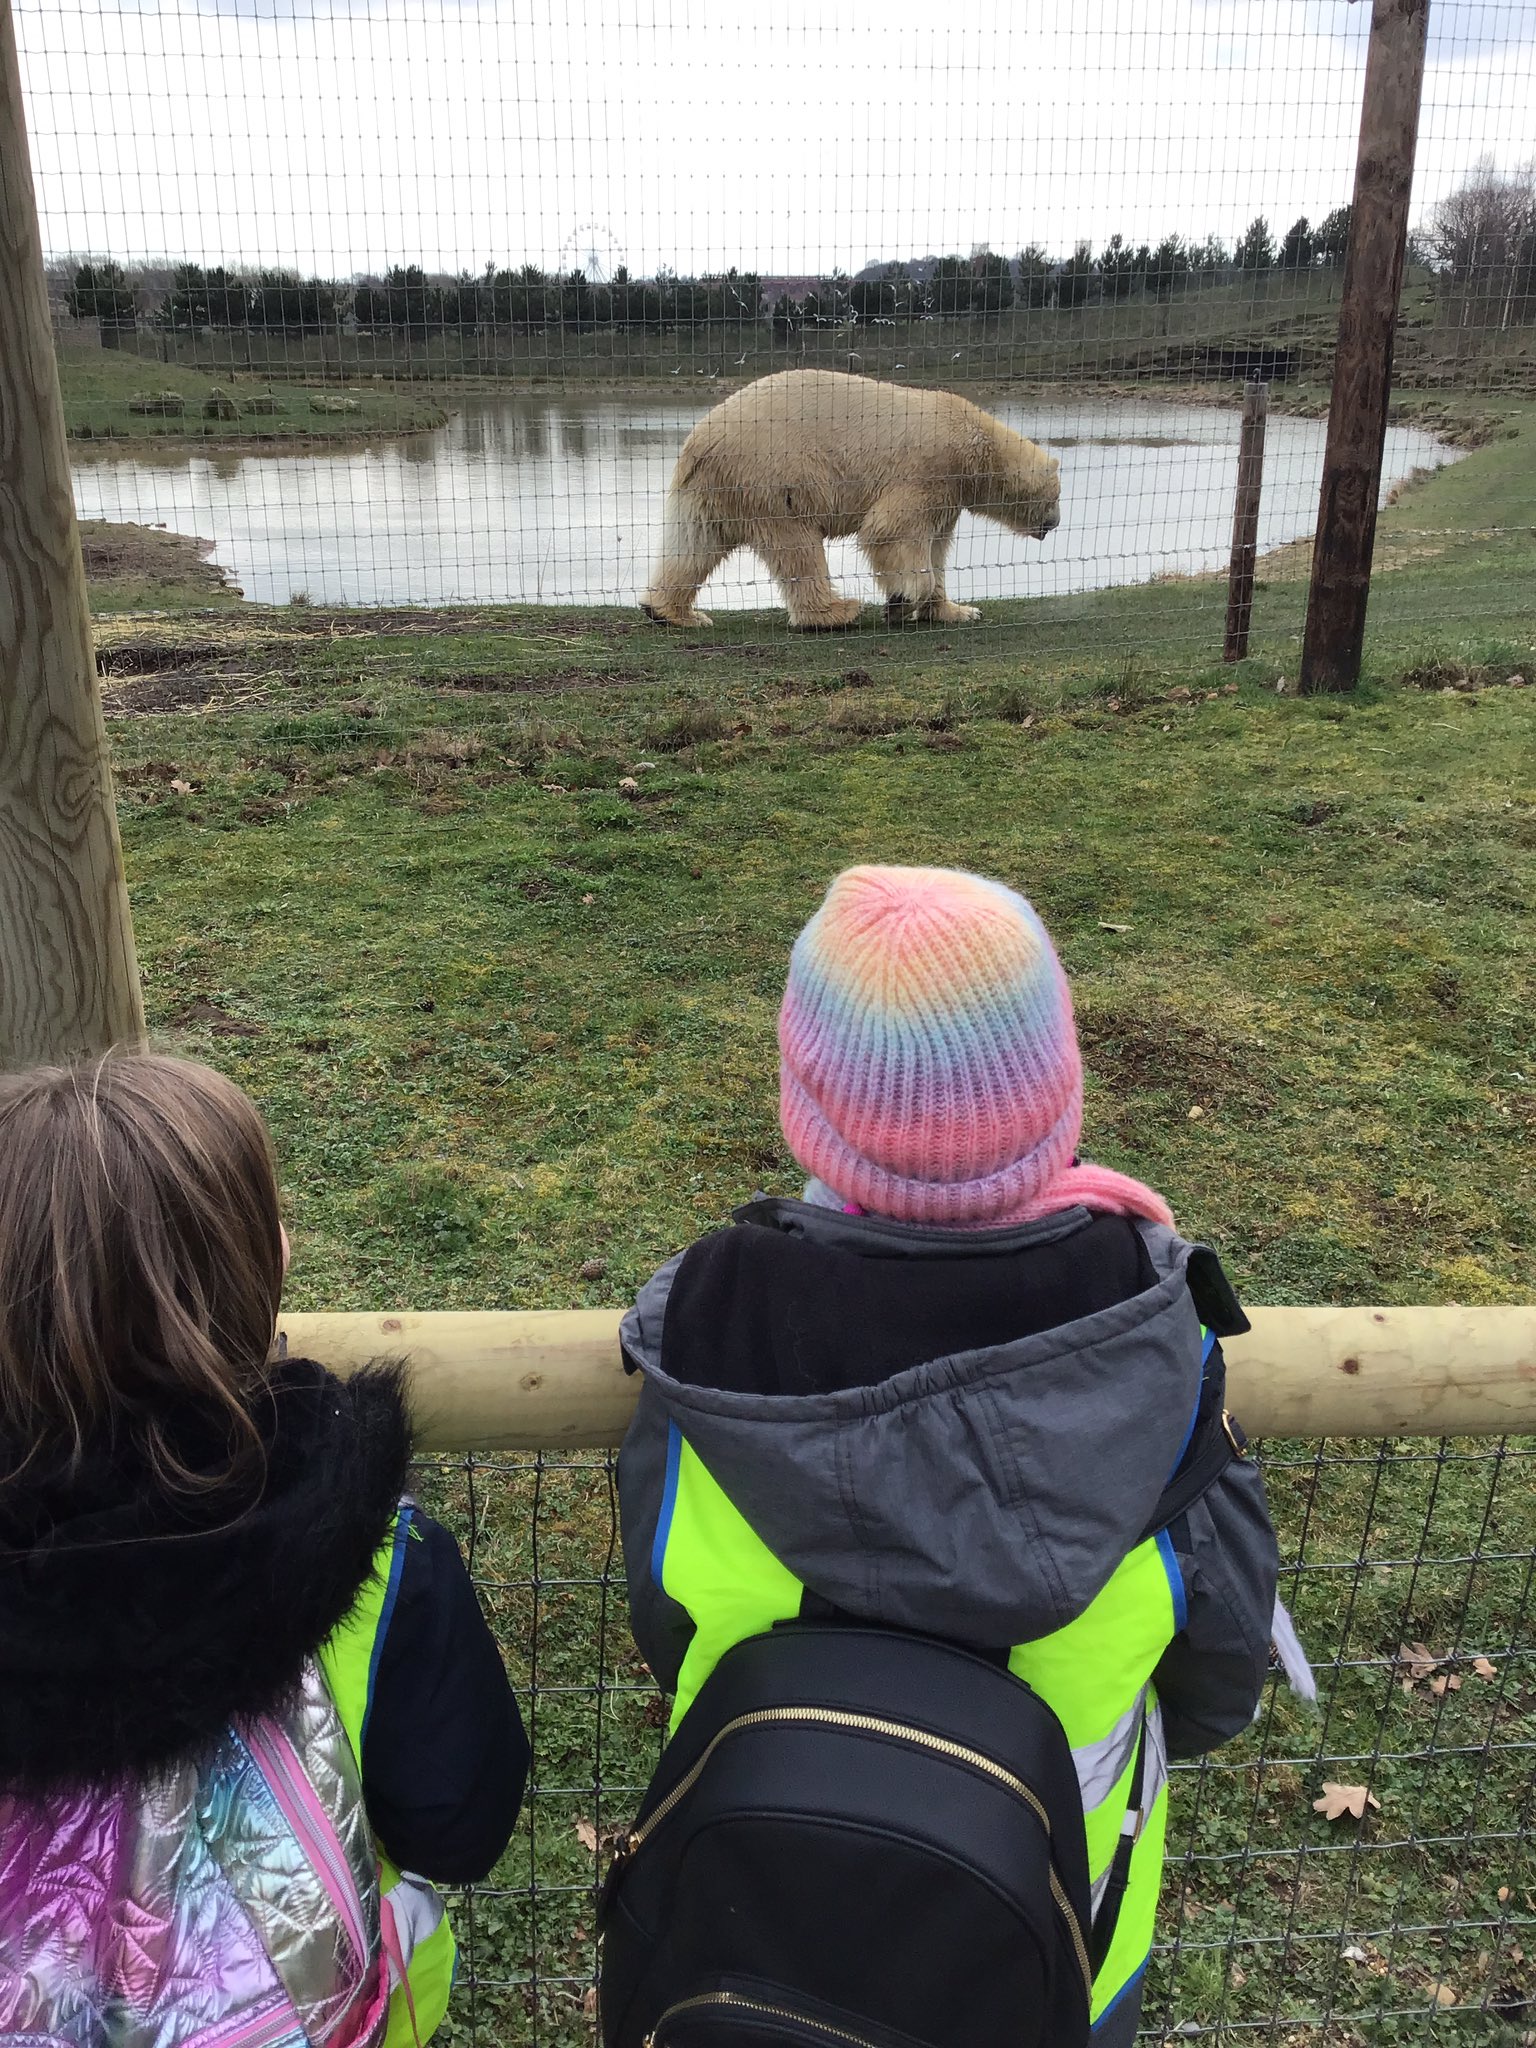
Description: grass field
xmin=57 ymin=333 xmax=449 ymax=444
xmin=79 ymin=392 xmax=1536 ymax=2044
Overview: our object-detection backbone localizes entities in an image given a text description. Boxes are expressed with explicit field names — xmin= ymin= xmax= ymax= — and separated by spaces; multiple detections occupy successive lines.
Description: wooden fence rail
xmin=276 ymin=1305 xmax=1536 ymax=1452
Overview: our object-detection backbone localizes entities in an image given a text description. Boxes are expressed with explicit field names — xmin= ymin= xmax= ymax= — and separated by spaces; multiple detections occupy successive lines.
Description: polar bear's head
xmin=970 ymin=424 xmax=1061 ymax=542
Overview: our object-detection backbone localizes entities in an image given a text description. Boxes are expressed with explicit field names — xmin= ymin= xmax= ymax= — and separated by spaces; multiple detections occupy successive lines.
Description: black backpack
xmin=599 ymin=1380 xmax=1243 ymax=2048
xmin=599 ymin=1621 xmax=1097 ymax=2048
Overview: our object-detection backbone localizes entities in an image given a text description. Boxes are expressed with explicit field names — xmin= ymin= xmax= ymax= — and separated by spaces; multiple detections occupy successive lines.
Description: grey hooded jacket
xmin=618 ymin=1199 xmax=1279 ymax=1759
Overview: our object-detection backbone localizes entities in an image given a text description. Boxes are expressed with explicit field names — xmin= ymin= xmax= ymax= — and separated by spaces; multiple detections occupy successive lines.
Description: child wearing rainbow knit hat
xmin=617 ymin=865 xmax=1303 ymax=2047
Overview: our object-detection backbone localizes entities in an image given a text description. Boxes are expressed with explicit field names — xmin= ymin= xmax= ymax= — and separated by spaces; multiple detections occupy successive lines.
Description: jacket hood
xmin=0 ymin=1360 xmax=411 ymax=1793
xmin=621 ymin=1199 xmax=1245 ymax=1646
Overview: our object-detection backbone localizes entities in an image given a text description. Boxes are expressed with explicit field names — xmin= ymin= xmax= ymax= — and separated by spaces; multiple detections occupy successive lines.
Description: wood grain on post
xmin=1299 ymin=0 xmax=1430 ymax=694
xmin=1223 ymin=379 xmax=1269 ymax=662
xmin=277 ymin=1305 xmax=1536 ymax=1450
xmin=0 ymin=0 xmax=144 ymax=1065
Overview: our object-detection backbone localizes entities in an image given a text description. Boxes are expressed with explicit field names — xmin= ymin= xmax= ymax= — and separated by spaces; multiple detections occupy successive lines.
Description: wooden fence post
xmin=1224 ymin=379 xmax=1269 ymax=661
xmin=1299 ymin=0 xmax=1430 ymax=694
xmin=0 ymin=0 xmax=144 ymax=1064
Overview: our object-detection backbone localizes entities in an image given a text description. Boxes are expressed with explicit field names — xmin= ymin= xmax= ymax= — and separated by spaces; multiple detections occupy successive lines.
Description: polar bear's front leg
xmin=858 ymin=497 xmax=980 ymax=625
xmin=757 ymin=522 xmax=863 ymax=631
xmin=926 ymin=522 xmax=981 ymax=625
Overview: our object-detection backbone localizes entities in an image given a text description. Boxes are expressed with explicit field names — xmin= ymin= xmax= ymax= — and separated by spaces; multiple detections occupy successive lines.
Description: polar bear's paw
xmin=789 ymin=597 xmax=864 ymax=632
xmin=641 ymin=600 xmax=713 ymax=628
xmin=930 ymin=601 xmax=982 ymax=625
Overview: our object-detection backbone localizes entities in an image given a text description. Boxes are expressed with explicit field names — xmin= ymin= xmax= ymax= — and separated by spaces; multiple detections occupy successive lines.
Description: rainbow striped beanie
xmin=778 ymin=865 xmax=1173 ymax=1230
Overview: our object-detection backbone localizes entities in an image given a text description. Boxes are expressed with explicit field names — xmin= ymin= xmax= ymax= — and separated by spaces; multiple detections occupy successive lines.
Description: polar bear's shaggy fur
xmin=641 ymin=369 xmax=1060 ymax=630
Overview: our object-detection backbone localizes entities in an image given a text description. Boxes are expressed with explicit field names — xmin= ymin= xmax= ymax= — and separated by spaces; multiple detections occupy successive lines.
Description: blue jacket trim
xmin=363 ymin=1504 xmax=415 ymax=1747
xmin=1093 ymin=1958 xmax=1149 ymax=2029
xmin=1165 ymin=1326 xmax=1216 ymax=1482
xmin=651 ymin=1419 xmax=683 ymax=1592
xmin=1157 ymin=1526 xmax=1188 ymax=1632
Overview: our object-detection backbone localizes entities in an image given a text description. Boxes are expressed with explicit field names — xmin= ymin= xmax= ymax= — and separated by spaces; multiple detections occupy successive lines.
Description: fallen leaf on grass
xmin=1341 ymin=1944 xmax=1368 ymax=1965
xmin=1430 ymin=1673 xmax=1462 ymax=1697
xmin=1473 ymin=1657 xmax=1498 ymax=1679
xmin=574 ymin=1816 xmax=628 ymax=1857
xmin=169 ymin=777 xmax=194 ymax=795
xmin=1313 ymin=1782 xmax=1381 ymax=1821
xmin=1429 ymin=1983 xmax=1459 ymax=2009
xmin=1397 ymin=1641 xmax=1441 ymax=1682
xmin=1098 ymin=921 xmax=1132 ymax=933
xmin=582 ymin=1987 xmax=598 ymax=2019
xmin=1499 ymin=1887 xmax=1511 ymax=1904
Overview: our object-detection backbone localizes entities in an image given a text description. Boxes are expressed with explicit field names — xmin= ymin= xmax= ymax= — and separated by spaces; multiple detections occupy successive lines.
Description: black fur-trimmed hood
xmin=0 ymin=1360 xmax=412 ymax=1793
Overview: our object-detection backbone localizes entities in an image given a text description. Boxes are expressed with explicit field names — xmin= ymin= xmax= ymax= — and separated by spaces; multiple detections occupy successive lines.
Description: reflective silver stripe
xmin=1072 ymin=1691 xmax=1146 ymax=1812
xmin=1089 ymin=1703 xmax=1169 ymax=1917
xmin=381 ymin=1871 xmax=447 ymax=1983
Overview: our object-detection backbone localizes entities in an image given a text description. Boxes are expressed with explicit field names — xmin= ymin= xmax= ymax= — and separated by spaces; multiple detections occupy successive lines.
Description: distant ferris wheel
xmin=558 ymin=223 xmax=627 ymax=284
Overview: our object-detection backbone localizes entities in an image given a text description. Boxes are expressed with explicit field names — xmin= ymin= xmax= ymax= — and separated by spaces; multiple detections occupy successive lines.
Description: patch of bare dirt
xmin=79 ymin=521 xmax=237 ymax=600
xmin=97 ymin=639 xmax=226 ymax=675
xmin=1400 ymin=659 xmax=1530 ymax=693
xmin=1079 ymin=1002 xmax=1274 ymax=1118
xmin=423 ymin=666 xmax=652 ymax=695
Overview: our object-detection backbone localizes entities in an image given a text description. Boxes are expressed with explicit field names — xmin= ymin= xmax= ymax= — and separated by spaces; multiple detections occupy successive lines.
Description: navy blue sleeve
xmin=361 ymin=1510 xmax=529 ymax=1884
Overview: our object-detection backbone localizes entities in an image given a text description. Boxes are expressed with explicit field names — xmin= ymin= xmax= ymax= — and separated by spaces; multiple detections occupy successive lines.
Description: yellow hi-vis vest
xmin=319 ymin=1507 xmax=459 ymax=2048
xmin=653 ymin=1440 xmax=1180 ymax=2033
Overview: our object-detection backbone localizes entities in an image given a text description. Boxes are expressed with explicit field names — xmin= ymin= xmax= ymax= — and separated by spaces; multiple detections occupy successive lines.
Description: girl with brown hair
xmin=0 ymin=1052 xmax=527 ymax=2048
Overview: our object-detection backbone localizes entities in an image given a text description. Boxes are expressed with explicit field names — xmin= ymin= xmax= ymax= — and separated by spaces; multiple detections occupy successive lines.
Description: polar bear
xmin=640 ymin=369 xmax=1060 ymax=630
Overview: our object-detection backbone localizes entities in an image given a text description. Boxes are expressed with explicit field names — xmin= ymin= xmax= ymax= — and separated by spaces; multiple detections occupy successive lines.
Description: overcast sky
xmin=15 ymin=0 xmax=1536 ymax=278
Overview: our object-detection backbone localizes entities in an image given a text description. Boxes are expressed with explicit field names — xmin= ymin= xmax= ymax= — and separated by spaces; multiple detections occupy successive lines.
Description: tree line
xmin=62 ymin=174 xmax=1535 ymax=345
xmin=60 ymin=219 xmax=1349 ymax=342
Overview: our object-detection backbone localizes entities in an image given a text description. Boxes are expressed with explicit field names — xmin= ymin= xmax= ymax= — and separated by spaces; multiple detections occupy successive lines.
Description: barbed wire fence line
xmin=16 ymin=0 xmax=1536 ymax=656
xmin=426 ymin=1437 xmax=1536 ymax=2047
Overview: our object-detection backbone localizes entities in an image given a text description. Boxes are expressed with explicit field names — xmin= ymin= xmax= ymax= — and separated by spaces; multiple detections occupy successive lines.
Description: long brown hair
xmin=0 ymin=1053 xmax=285 ymax=1493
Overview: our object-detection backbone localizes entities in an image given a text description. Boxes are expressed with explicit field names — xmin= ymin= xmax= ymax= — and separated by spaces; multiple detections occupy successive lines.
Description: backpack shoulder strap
xmin=1086 ymin=1710 xmax=1147 ymax=1975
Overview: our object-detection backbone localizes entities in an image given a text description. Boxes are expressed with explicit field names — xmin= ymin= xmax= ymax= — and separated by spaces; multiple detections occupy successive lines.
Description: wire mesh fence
xmin=421 ymin=1435 xmax=1536 ymax=2048
xmin=8 ymin=8 xmax=1535 ymax=2037
xmin=15 ymin=0 xmax=1536 ymax=658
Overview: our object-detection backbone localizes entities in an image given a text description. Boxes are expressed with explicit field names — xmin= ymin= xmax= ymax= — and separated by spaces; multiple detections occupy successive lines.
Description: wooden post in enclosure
xmin=0 ymin=0 xmax=144 ymax=1065
xmin=277 ymin=1304 xmax=1536 ymax=1452
xmin=1223 ymin=379 xmax=1269 ymax=662
xmin=1299 ymin=0 xmax=1430 ymax=694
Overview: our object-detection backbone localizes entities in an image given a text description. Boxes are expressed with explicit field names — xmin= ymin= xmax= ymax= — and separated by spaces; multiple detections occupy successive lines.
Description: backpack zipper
xmin=644 ymin=1988 xmax=883 ymax=2048
xmin=613 ymin=1705 xmax=1092 ymax=2000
